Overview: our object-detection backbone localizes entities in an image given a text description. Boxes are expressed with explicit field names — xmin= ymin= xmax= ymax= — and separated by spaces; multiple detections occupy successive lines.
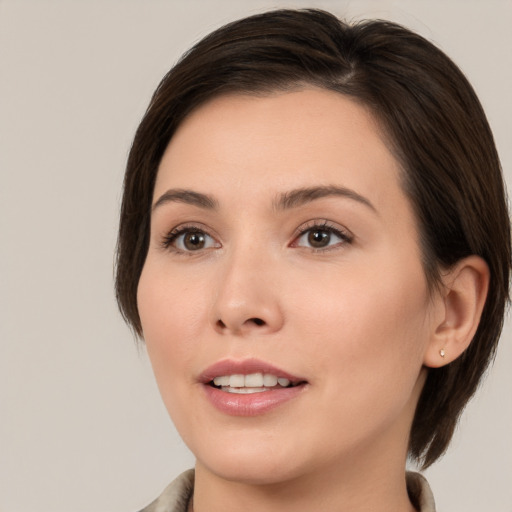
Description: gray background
xmin=1 ymin=1 xmax=511 ymax=511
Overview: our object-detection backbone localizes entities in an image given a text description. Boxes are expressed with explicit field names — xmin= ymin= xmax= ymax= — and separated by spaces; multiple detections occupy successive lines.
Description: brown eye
xmin=166 ymin=228 xmax=219 ymax=252
xmin=293 ymin=223 xmax=350 ymax=251
xmin=307 ymin=229 xmax=331 ymax=248
xmin=183 ymin=231 xmax=206 ymax=250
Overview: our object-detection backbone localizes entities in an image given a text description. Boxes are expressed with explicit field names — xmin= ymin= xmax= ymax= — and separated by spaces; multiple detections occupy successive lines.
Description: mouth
xmin=209 ymin=372 xmax=304 ymax=394
xmin=199 ymin=358 xmax=308 ymax=415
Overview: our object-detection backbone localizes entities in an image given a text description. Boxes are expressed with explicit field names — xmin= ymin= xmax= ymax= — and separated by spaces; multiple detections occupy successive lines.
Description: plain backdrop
xmin=1 ymin=1 xmax=511 ymax=511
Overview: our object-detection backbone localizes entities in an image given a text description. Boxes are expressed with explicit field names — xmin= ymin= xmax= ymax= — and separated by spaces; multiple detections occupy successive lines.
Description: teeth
xmin=213 ymin=376 xmax=230 ymax=386
xmin=263 ymin=374 xmax=278 ymax=387
xmin=222 ymin=387 xmax=267 ymax=394
xmin=229 ymin=374 xmax=245 ymax=387
xmin=245 ymin=373 xmax=263 ymax=387
xmin=211 ymin=373 xmax=294 ymax=389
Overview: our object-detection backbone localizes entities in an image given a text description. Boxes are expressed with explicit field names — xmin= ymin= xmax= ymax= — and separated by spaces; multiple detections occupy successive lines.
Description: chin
xmin=191 ymin=432 xmax=311 ymax=486
xmin=202 ymin=458 xmax=304 ymax=486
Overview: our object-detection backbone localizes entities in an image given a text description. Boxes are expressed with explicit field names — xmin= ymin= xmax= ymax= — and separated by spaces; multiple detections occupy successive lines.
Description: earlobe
xmin=424 ymin=256 xmax=490 ymax=368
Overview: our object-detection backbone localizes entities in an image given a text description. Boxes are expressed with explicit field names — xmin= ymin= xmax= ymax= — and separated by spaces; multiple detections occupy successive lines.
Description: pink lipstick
xmin=199 ymin=358 xmax=308 ymax=416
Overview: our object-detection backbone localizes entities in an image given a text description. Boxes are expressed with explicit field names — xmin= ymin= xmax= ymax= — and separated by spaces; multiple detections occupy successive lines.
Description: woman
xmin=115 ymin=9 xmax=510 ymax=512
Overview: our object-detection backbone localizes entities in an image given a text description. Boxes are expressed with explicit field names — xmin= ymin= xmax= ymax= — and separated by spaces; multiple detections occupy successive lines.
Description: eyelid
xmin=158 ymin=219 xmax=352 ymax=254
xmin=160 ymin=222 xmax=221 ymax=253
xmin=290 ymin=219 xmax=353 ymax=249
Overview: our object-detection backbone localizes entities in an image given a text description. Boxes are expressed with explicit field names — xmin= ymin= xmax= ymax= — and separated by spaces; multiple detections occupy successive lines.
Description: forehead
xmin=155 ymin=88 xmax=406 ymax=219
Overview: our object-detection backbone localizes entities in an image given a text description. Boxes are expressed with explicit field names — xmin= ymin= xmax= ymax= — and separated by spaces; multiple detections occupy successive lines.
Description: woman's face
xmin=138 ymin=89 xmax=441 ymax=484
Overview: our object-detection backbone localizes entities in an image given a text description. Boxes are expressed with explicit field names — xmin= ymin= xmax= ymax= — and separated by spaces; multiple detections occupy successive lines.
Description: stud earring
xmin=440 ymin=348 xmax=446 ymax=358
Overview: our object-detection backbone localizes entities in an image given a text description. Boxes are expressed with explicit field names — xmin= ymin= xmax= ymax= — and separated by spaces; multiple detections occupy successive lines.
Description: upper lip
xmin=199 ymin=358 xmax=306 ymax=385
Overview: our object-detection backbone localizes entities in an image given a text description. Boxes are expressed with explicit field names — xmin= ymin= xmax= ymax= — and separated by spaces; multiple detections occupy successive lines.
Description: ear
xmin=424 ymin=256 xmax=490 ymax=368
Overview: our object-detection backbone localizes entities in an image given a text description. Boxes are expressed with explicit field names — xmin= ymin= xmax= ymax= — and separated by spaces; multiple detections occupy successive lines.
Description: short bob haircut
xmin=116 ymin=9 xmax=510 ymax=468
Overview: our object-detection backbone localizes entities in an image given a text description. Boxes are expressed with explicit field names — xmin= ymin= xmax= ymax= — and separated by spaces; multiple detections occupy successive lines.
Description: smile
xmin=201 ymin=359 xmax=308 ymax=416
xmin=211 ymin=373 xmax=298 ymax=393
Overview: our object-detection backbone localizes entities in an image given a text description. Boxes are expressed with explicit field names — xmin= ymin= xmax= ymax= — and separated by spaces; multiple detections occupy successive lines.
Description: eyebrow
xmin=152 ymin=189 xmax=218 ymax=211
xmin=274 ymin=185 xmax=377 ymax=213
xmin=151 ymin=185 xmax=376 ymax=214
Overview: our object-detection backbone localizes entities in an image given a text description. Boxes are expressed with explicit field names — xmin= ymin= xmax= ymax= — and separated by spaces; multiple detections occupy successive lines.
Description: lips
xmin=199 ymin=358 xmax=308 ymax=416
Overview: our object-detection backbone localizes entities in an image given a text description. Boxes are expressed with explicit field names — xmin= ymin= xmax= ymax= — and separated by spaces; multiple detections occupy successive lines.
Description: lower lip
xmin=203 ymin=384 xmax=306 ymax=416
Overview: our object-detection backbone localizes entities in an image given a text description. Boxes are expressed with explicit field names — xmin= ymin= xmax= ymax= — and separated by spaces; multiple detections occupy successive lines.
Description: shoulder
xmin=137 ymin=469 xmax=194 ymax=512
xmin=406 ymin=472 xmax=436 ymax=512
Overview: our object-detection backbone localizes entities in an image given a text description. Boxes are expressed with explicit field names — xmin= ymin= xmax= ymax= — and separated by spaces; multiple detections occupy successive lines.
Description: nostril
xmin=215 ymin=317 xmax=266 ymax=331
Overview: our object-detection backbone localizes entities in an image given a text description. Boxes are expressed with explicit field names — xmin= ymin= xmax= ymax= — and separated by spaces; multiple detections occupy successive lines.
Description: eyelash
xmin=292 ymin=220 xmax=353 ymax=251
xmin=161 ymin=224 xmax=218 ymax=254
xmin=160 ymin=220 xmax=353 ymax=254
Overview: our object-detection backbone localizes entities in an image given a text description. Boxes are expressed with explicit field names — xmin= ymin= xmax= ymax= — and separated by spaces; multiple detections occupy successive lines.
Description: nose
xmin=211 ymin=246 xmax=285 ymax=336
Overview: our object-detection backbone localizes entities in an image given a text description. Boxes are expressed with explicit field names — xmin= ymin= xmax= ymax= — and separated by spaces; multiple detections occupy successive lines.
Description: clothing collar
xmin=139 ymin=469 xmax=436 ymax=512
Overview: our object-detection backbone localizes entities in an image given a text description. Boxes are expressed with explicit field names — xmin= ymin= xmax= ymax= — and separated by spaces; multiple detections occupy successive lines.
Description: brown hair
xmin=116 ymin=9 xmax=510 ymax=467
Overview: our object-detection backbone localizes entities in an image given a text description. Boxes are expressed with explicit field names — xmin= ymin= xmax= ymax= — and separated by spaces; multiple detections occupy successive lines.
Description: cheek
xmin=137 ymin=264 xmax=208 ymax=387
xmin=290 ymin=269 xmax=430 ymax=448
xmin=289 ymin=257 xmax=431 ymax=391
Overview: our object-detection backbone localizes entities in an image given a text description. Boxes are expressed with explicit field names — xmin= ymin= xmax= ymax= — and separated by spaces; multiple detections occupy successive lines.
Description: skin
xmin=137 ymin=89 xmax=483 ymax=512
